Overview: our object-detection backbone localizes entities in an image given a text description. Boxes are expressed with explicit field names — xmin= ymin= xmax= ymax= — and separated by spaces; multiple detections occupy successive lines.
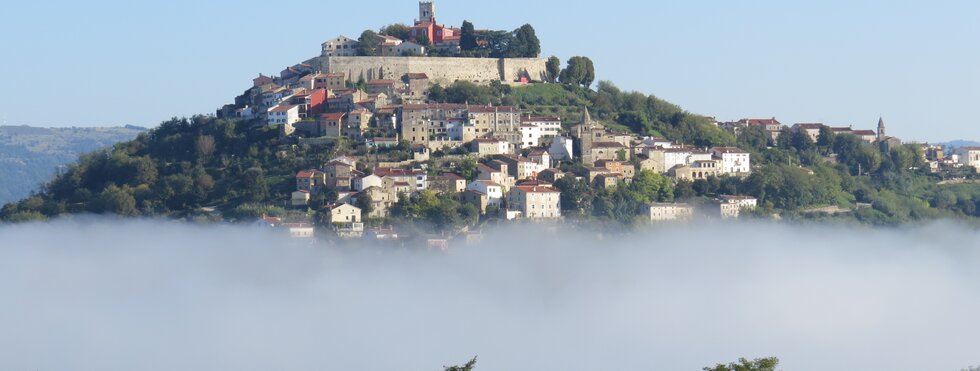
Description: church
xmin=409 ymin=2 xmax=462 ymax=48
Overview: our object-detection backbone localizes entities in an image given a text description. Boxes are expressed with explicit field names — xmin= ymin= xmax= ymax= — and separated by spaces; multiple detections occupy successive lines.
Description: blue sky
xmin=1 ymin=0 xmax=977 ymax=142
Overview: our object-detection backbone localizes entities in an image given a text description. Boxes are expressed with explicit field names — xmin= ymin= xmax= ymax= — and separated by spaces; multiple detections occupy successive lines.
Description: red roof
xmin=374 ymin=167 xmax=425 ymax=177
xmin=514 ymin=185 xmax=559 ymax=193
xmin=269 ymin=104 xmax=297 ymax=113
xmin=402 ymin=103 xmax=468 ymax=110
xmin=712 ymin=147 xmax=748 ymax=154
xmin=467 ymin=105 xmax=518 ymax=113
xmin=740 ymin=118 xmax=782 ymax=126
xmin=521 ymin=116 xmax=561 ymax=123
xmin=321 ymin=112 xmax=346 ymax=121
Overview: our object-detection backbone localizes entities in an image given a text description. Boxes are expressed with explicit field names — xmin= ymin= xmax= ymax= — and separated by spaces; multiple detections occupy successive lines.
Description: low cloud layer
xmin=1 ymin=220 xmax=978 ymax=371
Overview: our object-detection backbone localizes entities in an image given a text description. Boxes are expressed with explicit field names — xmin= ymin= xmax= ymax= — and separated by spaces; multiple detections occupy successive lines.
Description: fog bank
xmin=1 ymin=220 xmax=978 ymax=370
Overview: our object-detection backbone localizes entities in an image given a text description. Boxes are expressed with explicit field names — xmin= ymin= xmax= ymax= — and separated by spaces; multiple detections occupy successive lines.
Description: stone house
xmin=327 ymin=203 xmax=362 ymax=224
xmin=321 ymin=35 xmax=359 ymax=57
xmin=505 ymin=185 xmax=561 ymax=220
xmin=319 ymin=112 xmax=347 ymax=137
xmin=296 ymin=169 xmax=327 ymax=194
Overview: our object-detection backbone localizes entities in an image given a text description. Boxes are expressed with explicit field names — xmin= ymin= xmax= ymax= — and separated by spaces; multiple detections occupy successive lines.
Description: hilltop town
xmin=3 ymin=2 xmax=978 ymax=243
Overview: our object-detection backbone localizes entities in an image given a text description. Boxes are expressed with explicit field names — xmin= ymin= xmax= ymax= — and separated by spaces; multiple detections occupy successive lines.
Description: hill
xmin=2 ymin=78 xmax=978 ymax=229
xmin=0 ymin=125 xmax=145 ymax=205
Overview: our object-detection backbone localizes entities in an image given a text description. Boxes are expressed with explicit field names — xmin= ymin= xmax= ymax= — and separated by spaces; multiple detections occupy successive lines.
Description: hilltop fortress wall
xmin=310 ymin=56 xmax=548 ymax=85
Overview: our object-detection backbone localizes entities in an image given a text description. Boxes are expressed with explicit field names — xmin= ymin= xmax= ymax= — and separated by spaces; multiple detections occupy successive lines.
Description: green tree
xmin=456 ymin=157 xmax=479 ymax=181
xmin=243 ymin=167 xmax=269 ymax=202
xmin=379 ymin=23 xmax=412 ymax=40
xmin=703 ymin=357 xmax=780 ymax=371
xmin=546 ymin=56 xmax=561 ymax=83
xmin=443 ymin=357 xmax=477 ymax=371
xmin=776 ymin=127 xmax=795 ymax=149
xmin=357 ymin=30 xmax=381 ymax=56
xmin=791 ymin=129 xmax=815 ymax=152
xmin=460 ymin=21 xmax=477 ymax=51
xmin=417 ymin=34 xmax=431 ymax=47
xmin=816 ymin=125 xmax=836 ymax=148
xmin=554 ymin=177 xmax=593 ymax=216
xmin=737 ymin=124 xmax=770 ymax=150
xmin=509 ymin=24 xmax=541 ymax=57
xmin=559 ymin=56 xmax=594 ymax=88
xmin=97 ymin=184 xmax=137 ymax=216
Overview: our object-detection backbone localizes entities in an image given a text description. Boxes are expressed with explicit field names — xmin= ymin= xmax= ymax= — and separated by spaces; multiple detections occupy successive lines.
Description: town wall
xmin=311 ymin=56 xmax=548 ymax=85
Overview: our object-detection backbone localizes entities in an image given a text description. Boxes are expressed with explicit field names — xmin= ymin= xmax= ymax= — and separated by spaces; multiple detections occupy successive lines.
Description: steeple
xmin=583 ymin=106 xmax=592 ymax=125
xmin=877 ymin=117 xmax=886 ymax=139
xmin=419 ymin=1 xmax=435 ymax=23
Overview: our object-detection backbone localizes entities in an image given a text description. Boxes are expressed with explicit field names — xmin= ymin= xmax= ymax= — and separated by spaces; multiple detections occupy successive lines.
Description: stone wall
xmin=310 ymin=56 xmax=548 ymax=85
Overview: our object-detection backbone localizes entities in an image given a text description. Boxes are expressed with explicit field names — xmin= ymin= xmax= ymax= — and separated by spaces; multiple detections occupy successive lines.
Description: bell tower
xmin=877 ymin=117 xmax=886 ymax=140
xmin=419 ymin=1 xmax=436 ymax=22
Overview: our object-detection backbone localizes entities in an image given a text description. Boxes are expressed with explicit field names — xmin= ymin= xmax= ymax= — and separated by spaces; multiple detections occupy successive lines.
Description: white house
xmin=261 ymin=88 xmax=292 ymax=109
xmin=473 ymin=138 xmax=511 ymax=157
xmin=467 ymin=180 xmax=505 ymax=208
xmin=548 ymin=135 xmax=574 ymax=162
xmin=268 ymin=104 xmax=300 ymax=126
xmin=519 ymin=116 xmax=561 ymax=149
xmin=528 ymin=150 xmax=551 ymax=168
xmin=663 ymin=148 xmax=694 ymax=170
xmin=506 ymin=185 xmax=561 ymax=219
xmin=385 ymin=41 xmax=425 ymax=56
xmin=648 ymin=203 xmax=694 ymax=222
xmin=291 ymin=190 xmax=311 ymax=207
xmin=717 ymin=195 xmax=758 ymax=219
xmin=321 ymin=35 xmax=359 ymax=57
xmin=353 ymin=174 xmax=384 ymax=192
xmin=956 ymin=147 xmax=980 ymax=171
xmin=711 ymin=147 xmax=752 ymax=175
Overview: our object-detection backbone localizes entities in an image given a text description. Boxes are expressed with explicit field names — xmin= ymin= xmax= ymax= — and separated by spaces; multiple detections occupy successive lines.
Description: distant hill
xmin=0 ymin=125 xmax=146 ymax=204
xmin=944 ymin=140 xmax=980 ymax=149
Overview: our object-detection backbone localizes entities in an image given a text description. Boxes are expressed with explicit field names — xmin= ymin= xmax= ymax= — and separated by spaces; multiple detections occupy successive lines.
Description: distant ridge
xmin=0 ymin=125 xmax=145 ymax=204
xmin=943 ymin=140 xmax=980 ymax=149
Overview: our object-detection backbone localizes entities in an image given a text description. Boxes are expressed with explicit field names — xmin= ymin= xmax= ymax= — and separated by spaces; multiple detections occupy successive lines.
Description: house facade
xmin=648 ymin=203 xmax=695 ymax=222
xmin=506 ymin=185 xmax=561 ymax=219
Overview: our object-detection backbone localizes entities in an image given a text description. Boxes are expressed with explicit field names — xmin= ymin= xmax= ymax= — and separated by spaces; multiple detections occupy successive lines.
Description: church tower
xmin=419 ymin=1 xmax=436 ymax=22
xmin=877 ymin=117 xmax=886 ymax=140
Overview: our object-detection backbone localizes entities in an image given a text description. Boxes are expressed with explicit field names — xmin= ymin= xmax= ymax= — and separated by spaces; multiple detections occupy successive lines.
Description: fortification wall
xmin=311 ymin=56 xmax=547 ymax=85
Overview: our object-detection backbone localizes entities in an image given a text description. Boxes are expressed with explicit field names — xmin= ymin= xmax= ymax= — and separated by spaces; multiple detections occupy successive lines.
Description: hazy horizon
xmin=2 ymin=219 xmax=979 ymax=370
xmin=1 ymin=0 xmax=978 ymax=142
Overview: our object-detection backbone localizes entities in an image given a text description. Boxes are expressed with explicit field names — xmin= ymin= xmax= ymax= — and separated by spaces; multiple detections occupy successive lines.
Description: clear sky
xmin=1 ymin=0 xmax=977 ymax=142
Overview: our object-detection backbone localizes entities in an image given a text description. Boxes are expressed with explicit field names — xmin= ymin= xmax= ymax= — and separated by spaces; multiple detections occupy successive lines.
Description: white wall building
xmin=956 ymin=147 xmax=980 ymax=171
xmin=717 ymin=195 xmax=758 ymax=219
xmin=321 ymin=35 xmax=359 ymax=57
xmin=648 ymin=203 xmax=695 ymax=222
xmin=268 ymin=104 xmax=300 ymax=126
xmin=548 ymin=136 xmax=574 ymax=162
xmin=712 ymin=147 xmax=752 ymax=175
xmin=354 ymin=174 xmax=384 ymax=192
xmin=467 ymin=180 xmax=505 ymax=208
xmin=519 ymin=116 xmax=561 ymax=149
xmin=506 ymin=185 xmax=561 ymax=219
